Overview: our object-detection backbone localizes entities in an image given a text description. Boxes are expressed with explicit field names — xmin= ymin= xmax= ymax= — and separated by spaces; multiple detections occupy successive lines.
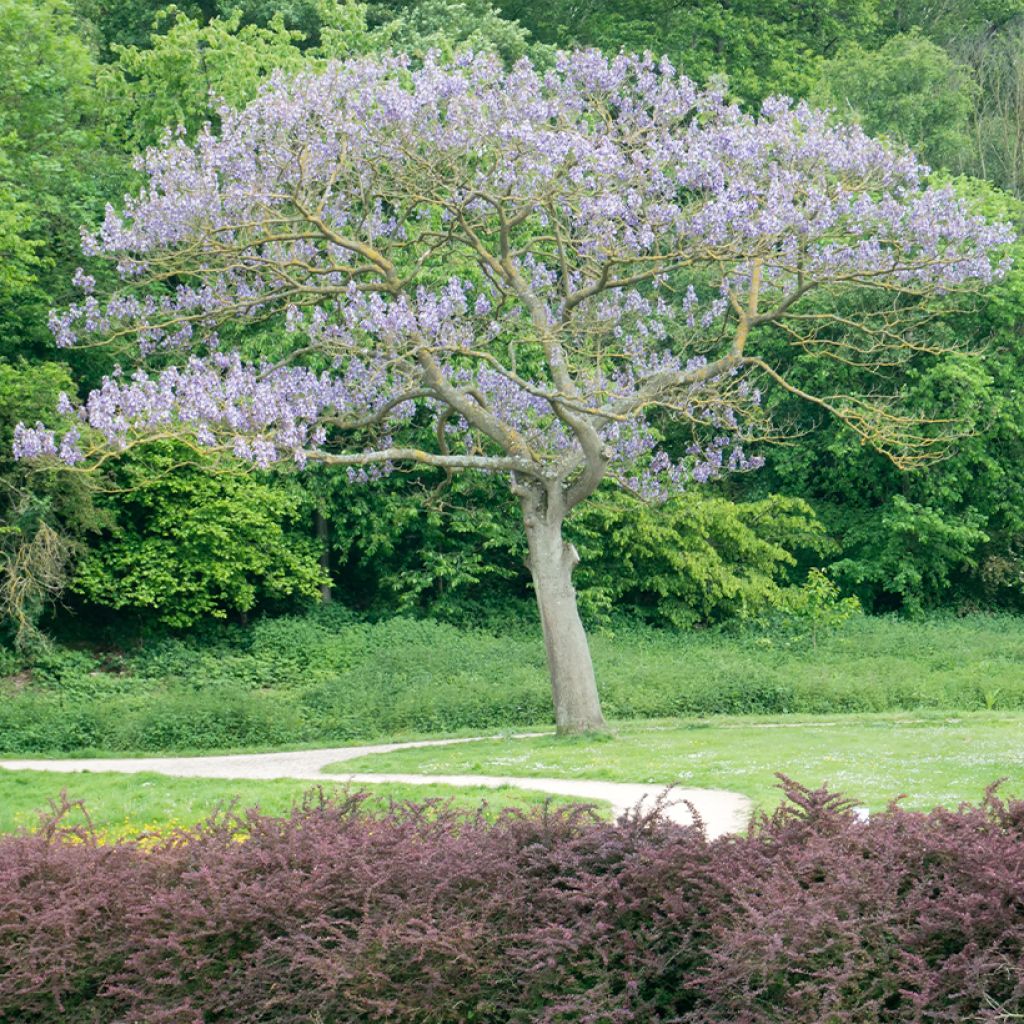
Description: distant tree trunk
xmin=523 ymin=505 xmax=606 ymax=734
xmin=314 ymin=508 xmax=332 ymax=604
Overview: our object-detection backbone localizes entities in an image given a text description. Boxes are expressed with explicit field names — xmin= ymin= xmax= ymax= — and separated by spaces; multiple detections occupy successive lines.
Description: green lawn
xmin=5 ymin=712 xmax=1021 ymax=837
xmin=0 ymin=770 xmax=597 ymax=840
xmin=328 ymin=711 xmax=1024 ymax=812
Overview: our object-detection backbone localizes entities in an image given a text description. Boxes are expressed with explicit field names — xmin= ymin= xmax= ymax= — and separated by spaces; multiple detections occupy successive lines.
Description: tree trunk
xmin=314 ymin=509 xmax=332 ymax=604
xmin=524 ymin=511 xmax=607 ymax=734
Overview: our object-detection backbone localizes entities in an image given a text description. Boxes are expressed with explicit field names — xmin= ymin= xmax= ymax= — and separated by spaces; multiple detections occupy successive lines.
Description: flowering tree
xmin=15 ymin=51 xmax=1011 ymax=732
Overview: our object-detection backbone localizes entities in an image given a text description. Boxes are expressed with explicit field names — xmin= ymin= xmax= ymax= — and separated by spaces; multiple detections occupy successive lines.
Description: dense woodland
xmin=4 ymin=0 xmax=1024 ymax=650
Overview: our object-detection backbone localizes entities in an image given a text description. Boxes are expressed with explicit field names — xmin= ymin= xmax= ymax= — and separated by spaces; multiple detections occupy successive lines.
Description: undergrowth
xmin=1 ymin=609 xmax=1022 ymax=753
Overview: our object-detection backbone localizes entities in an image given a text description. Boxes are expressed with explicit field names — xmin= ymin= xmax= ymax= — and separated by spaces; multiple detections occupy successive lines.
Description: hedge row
xmin=2 ymin=780 xmax=1023 ymax=1022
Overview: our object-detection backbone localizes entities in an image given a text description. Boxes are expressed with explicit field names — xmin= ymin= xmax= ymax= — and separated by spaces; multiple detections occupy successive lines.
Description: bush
xmin=98 ymin=691 xmax=308 ymax=751
xmin=0 ymin=697 xmax=103 ymax=753
xmin=571 ymin=491 xmax=827 ymax=628
xmin=72 ymin=442 xmax=327 ymax=628
xmin=1 ymin=782 xmax=1023 ymax=1022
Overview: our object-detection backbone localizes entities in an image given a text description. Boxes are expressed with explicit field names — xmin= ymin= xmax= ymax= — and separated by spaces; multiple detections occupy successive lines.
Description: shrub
xmin=0 ymin=697 xmax=102 ymax=753
xmin=571 ymin=491 xmax=828 ymax=628
xmin=72 ymin=442 xmax=327 ymax=628
xmin=98 ymin=690 xmax=308 ymax=751
xmin=1 ymin=782 xmax=1023 ymax=1022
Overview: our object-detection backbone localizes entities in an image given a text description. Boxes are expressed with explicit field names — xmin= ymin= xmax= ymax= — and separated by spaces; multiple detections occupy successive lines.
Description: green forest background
xmin=4 ymin=0 xmax=1024 ymax=654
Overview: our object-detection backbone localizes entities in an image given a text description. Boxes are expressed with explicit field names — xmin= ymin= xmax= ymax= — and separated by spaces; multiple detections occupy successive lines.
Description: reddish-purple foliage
xmin=0 ymin=781 xmax=1022 ymax=1023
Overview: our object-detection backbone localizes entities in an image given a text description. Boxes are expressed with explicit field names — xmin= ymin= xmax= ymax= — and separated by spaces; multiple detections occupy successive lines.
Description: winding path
xmin=0 ymin=733 xmax=753 ymax=839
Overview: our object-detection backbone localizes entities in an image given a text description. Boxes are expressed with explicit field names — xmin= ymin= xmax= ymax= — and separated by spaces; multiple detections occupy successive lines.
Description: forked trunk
xmin=524 ymin=513 xmax=607 ymax=734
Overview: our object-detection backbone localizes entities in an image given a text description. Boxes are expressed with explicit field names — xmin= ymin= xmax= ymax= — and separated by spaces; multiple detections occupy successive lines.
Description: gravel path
xmin=0 ymin=734 xmax=753 ymax=839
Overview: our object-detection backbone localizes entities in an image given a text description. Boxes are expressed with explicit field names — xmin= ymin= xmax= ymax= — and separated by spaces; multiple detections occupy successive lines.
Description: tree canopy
xmin=13 ymin=50 xmax=1012 ymax=725
xmin=18 ymin=53 xmax=1009 ymax=481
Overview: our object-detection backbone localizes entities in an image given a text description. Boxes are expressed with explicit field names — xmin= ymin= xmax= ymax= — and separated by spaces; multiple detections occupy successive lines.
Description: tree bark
xmin=523 ymin=508 xmax=607 ymax=734
xmin=314 ymin=509 xmax=332 ymax=604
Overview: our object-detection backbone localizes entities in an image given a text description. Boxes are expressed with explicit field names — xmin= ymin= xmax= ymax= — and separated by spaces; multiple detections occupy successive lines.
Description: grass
xmin=3 ymin=613 xmax=1023 ymax=832
xmin=4 ymin=712 xmax=1021 ymax=838
xmin=0 ymin=770 xmax=599 ymax=840
xmin=327 ymin=711 xmax=1024 ymax=813
xmin=3 ymin=612 xmax=1024 ymax=755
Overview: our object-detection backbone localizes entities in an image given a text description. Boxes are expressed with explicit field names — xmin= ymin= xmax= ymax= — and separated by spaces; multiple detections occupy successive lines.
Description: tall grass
xmin=1 ymin=610 xmax=1022 ymax=753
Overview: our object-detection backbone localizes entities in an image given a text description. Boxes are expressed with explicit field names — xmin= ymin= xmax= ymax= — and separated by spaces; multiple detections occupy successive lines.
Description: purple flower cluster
xmin=15 ymin=353 xmax=412 ymax=470
xmin=18 ymin=50 xmax=1013 ymax=503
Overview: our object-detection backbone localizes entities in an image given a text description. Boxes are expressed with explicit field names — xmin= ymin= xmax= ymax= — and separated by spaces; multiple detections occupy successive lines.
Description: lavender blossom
xmin=17 ymin=50 xmax=1012 ymax=500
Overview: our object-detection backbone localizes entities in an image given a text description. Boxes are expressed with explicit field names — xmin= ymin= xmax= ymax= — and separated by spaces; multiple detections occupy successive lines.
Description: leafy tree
xmin=829 ymin=496 xmax=989 ymax=614
xmin=220 ymin=0 xmax=371 ymax=51
xmin=570 ymin=492 xmax=827 ymax=628
xmin=97 ymin=4 xmax=375 ymax=150
xmin=16 ymin=53 xmax=1011 ymax=730
xmin=74 ymin=0 xmax=207 ymax=55
xmin=369 ymin=0 xmax=548 ymax=65
xmin=72 ymin=443 xmax=326 ymax=627
xmin=316 ymin=462 xmax=528 ymax=622
xmin=868 ymin=3 xmax=1024 ymax=197
xmin=736 ymin=179 xmax=1024 ymax=613
xmin=812 ymin=31 xmax=977 ymax=171
xmin=955 ymin=22 xmax=1024 ymax=197
xmin=0 ymin=361 xmax=108 ymax=649
xmin=881 ymin=0 xmax=1024 ymax=45
xmin=0 ymin=161 xmax=43 ymax=301
xmin=76 ymin=0 xmax=371 ymax=56
xmin=99 ymin=8 xmax=307 ymax=149
xmin=496 ymin=0 xmax=881 ymax=105
xmin=0 ymin=0 xmax=125 ymax=357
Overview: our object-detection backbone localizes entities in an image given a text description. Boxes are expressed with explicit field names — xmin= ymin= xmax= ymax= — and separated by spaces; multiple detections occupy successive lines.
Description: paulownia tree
xmin=15 ymin=51 xmax=1011 ymax=731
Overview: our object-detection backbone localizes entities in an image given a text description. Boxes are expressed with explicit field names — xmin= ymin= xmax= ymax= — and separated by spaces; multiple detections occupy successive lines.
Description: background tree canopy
xmin=2 ymin=0 xmax=1024 ymax=652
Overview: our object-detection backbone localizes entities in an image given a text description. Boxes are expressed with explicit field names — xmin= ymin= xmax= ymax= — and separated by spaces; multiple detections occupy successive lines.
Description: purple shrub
xmin=0 ymin=783 xmax=1022 ymax=1023
xmin=693 ymin=780 xmax=1024 ymax=1023
xmin=0 ymin=797 xmax=155 ymax=1022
